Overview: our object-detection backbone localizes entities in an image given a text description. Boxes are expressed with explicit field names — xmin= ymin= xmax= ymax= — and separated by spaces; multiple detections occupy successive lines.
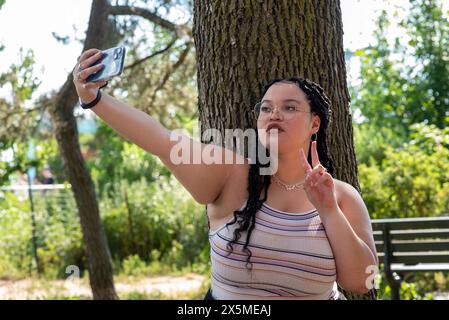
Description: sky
xmin=0 ymin=0 xmax=412 ymax=101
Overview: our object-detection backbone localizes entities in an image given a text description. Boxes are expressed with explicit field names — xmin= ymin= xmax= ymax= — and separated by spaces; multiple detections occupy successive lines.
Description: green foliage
xmin=377 ymin=279 xmax=434 ymax=300
xmin=353 ymin=123 xmax=402 ymax=166
xmin=0 ymin=186 xmax=84 ymax=279
xmin=0 ymin=47 xmax=47 ymax=185
xmin=0 ymin=193 xmax=33 ymax=278
xmin=353 ymin=0 xmax=449 ymax=221
xmin=39 ymin=138 xmax=66 ymax=183
xmin=34 ymin=189 xmax=84 ymax=279
xmin=401 ymin=0 xmax=449 ymax=129
xmin=0 ymin=48 xmax=41 ymax=115
xmin=358 ymin=123 xmax=449 ymax=219
xmin=375 ymin=266 xmax=440 ymax=300
xmin=101 ymin=175 xmax=209 ymax=274
xmin=351 ymin=0 xmax=449 ymax=133
xmin=0 ymin=174 xmax=209 ymax=280
xmin=122 ymin=254 xmax=148 ymax=276
xmin=350 ymin=10 xmax=409 ymax=136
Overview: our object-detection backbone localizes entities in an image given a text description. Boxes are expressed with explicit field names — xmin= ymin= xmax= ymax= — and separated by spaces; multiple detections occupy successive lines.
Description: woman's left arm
xmin=321 ymin=181 xmax=378 ymax=294
xmin=299 ymin=142 xmax=378 ymax=294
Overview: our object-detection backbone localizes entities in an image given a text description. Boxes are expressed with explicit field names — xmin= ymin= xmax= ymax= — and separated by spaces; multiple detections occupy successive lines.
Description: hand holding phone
xmin=86 ymin=45 xmax=126 ymax=83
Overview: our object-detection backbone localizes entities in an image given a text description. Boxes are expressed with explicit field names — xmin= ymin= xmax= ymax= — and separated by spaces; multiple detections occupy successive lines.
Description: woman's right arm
xmin=91 ymin=92 xmax=172 ymax=159
xmin=73 ymin=48 xmax=245 ymax=204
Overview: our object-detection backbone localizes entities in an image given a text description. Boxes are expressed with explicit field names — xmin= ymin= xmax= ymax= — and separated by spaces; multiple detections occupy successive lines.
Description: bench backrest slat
xmin=374 ymin=229 xmax=449 ymax=241
xmin=372 ymin=217 xmax=449 ymax=231
xmin=376 ymin=240 xmax=449 ymax=253
xmin=372 ymin=216 xmax=449 ymax=265
xmin=378 ymin=252 xmax=449 ymax=265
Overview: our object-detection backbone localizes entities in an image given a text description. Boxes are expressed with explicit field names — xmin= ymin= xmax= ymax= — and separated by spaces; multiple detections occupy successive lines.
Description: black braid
xmin=225 ymin=146 xmax=271 ymax=270
xmin=225 ymin=76 xmax=334 ymax=270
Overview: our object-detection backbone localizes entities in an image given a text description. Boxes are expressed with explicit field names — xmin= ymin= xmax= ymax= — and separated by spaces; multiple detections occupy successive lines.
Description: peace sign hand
xmin=299 ymin=141 xmax=338 ymax=215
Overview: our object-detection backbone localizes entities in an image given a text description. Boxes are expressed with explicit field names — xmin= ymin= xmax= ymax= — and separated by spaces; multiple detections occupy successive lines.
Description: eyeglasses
xmin=254 ymin=101 xmax=311 ymax=120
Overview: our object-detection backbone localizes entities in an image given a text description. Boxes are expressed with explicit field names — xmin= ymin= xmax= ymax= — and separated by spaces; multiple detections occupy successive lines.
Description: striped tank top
xmin=208 ymin=201 xmax=341 ymax=300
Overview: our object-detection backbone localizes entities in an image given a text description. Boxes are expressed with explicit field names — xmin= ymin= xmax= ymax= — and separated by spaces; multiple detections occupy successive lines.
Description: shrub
xmin=358 ymin=123 xmax=449 ymax=219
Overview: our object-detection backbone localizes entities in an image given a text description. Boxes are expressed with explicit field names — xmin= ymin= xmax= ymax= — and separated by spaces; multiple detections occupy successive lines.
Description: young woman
xmin=73 ymin=49 xmax=378 ymax=300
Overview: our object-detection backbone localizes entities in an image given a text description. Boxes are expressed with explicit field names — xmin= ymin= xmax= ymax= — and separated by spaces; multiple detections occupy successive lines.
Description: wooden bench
xmin=372 ymin=216 xmax=449 ymax=300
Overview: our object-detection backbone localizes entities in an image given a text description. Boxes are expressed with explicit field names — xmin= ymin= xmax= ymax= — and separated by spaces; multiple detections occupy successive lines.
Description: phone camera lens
xmin=114 ymin=47 xmax=122 ymax=59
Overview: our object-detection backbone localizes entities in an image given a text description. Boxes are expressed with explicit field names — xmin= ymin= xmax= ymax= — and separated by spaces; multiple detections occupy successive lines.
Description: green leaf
xmin=354 ymin=49 xmax=365 ymax=57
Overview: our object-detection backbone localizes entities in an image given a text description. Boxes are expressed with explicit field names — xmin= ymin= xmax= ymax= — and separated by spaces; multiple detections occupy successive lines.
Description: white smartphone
xmin=86 ymin=45 xmax=126 ymax=82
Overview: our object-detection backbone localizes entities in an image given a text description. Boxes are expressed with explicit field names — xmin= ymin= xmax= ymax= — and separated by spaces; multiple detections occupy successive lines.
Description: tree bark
xmin=49 ymin=0 xmax=118 ymax=300
xmin=193 ymin=0 xmax=374 ymax=299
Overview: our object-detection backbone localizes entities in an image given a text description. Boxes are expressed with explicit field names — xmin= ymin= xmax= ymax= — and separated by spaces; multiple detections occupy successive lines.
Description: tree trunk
xmin=49 ymin=0 xmax=118 ymax=300
xmin=193 ymin=0 xmax=374 ymax=299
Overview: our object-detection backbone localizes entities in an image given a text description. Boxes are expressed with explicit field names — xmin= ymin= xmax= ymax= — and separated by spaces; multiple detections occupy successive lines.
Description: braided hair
xmin=225 ymin=77 xmax=334 ymax=270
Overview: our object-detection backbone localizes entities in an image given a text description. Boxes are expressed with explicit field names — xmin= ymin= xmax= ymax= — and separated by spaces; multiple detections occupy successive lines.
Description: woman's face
xmin=257 ymin=82 xmax=320 ymax=153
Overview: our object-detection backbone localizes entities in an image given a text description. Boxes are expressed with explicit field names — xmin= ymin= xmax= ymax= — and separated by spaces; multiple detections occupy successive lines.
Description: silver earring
xmin=311 ymin=133 xmax=317 ymax=141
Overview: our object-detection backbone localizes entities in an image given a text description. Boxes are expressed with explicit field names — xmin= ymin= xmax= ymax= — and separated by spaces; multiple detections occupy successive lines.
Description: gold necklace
xmin=272 ymin=174 xmax=305 ymax=191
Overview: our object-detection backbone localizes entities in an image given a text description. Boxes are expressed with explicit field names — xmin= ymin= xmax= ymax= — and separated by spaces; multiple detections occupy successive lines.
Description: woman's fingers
xmin=300 ymin=144 xmax=326 ymax=184
xmin=73 ymin=49 xmax=103 ymax=84
xmin=310 ymin=164 xmax=327 ymax=176
xmin=99 ymin=80 xmax=108 ymax=88
xmin=314 ymin=172 xmax=332 ymax=188
xmin=78 ymin=63 xmax=104 ymax=82
xmin=299 ymin=149 xmax=312 ymax=173
xmin=311 ymin=140 xmax=320 ymax=168
xmin=305 ymin=164 xmax=327 ymax=186
xmin=73 ymin=49 xmax=107 ymax=104
xmin=78 ymin=48 xmax=101 ymax=63
xmin=79 ymin=51 xmax=103 ymax=70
